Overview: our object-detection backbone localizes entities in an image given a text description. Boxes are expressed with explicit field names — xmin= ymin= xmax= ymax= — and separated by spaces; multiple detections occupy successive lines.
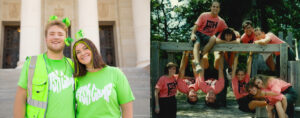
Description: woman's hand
xmin=155 ymin=105 xmax=160 ymax=114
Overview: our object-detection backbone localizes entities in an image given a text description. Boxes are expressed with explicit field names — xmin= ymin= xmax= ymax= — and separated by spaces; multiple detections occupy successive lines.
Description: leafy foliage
xmin=151 ymin=0 xmax=300 ymax=42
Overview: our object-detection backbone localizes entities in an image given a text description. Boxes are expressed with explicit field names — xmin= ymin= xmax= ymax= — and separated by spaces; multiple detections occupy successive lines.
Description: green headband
xmin=49 ymin=15 xmax=73 ymax=46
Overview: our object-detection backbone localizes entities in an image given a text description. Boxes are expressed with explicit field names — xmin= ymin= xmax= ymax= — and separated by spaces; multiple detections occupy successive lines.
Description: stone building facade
xmin=0 ymin=0 xmax=149 ymax=68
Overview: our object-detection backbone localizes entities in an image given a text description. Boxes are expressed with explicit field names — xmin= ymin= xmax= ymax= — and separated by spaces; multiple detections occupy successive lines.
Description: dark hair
xmin=204 ymin=69 xmax=218 ymax=79
xmin=73 ymin=38 xmax=106 ymax=77
xmin=164 ymin=62 xmax=178 ymax=74
xmin=205 ymin=100 xmax=219 ymax=108
xmin=245 ymin=81 xmax=256 ymax=92
xmin=45 ymin=20 xmax=68 ymax=37
xmin=242 ymin=20 xmax=253 ymax=29
xmin=187 ymin=97 xmax=198 ymax=105
xmin=220 ymin=28 xmax=236 ymax=41
xmin=211 ymin=0 xmax=220 ymax=5
xmin=236 ymin=67 xmax=246 ymax=75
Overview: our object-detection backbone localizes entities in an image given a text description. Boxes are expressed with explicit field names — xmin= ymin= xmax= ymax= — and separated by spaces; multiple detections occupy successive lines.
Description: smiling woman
xmin=72 ymin=38 xmax=135 ymax=118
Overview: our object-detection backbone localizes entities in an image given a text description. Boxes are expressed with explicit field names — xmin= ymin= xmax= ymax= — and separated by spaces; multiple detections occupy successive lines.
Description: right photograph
xmin=150 ymin=0 xmax=300 ymax=118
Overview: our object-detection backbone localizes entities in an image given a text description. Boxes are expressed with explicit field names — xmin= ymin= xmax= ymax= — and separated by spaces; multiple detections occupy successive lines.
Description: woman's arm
xmin=246 ymin=52 xmax=253 ymax=75
xmin=154 ymin=88 xmax=160 ymax=114
xmin=231 ymin=53 xmax=239 ymax=78
xmin=121 ymin=101 xmax=133 ymax=118
xmin=13 ymin=87 xmax=27 ymax=118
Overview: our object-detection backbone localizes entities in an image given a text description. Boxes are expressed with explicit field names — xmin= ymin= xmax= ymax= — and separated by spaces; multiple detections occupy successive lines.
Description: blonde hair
xmin=45 ymin=20 xmax=68 ymax=37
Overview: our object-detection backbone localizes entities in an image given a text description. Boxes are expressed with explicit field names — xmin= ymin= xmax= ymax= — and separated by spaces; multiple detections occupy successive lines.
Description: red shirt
xmin=241 ymin=32 xmax=256 ymax=43
xmin=262 ymin=78 xmax=291 ymax=105
xmin=232 ymin=74 xmax=250 ymax=99
xmin=254 ymin=32 xmax=285 ymax=56
xmin=195 ymin=12 xmax=227 ymax=36
xmin=264 ymin=92 xmax=284 ymax=105
xmin=155 ymin=75 xmax=178 ymax=98
xmin=190 ymin=77 xmax=224 ymax=94
xmin=177 ymin=77 xmax=191 ymax=94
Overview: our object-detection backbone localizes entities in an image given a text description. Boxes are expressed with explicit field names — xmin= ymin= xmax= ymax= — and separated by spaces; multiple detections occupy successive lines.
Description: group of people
xmin=13 ymin=19 xmax=135 ymax=118
xmin=155 ymin=0 xmax=297 ymax=118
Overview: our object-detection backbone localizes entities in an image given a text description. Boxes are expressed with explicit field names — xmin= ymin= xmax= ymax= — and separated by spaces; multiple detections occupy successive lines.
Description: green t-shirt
xmin=75 ymin=66 xmax=135 ymax=118
xmin=18 ymin=54 xmax=75 ymax=118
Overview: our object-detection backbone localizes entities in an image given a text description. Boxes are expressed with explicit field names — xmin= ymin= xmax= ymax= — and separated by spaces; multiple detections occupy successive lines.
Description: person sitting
xmin=190 ymin=0 xmax=227 ymax=73
xmin=246 ymin=81 xmax=288 ymax=118
xmin=254 ymin=27 xmax=295 ymax=74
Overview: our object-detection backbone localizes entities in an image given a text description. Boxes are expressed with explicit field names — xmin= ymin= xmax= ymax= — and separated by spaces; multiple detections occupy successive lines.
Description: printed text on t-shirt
xmin=49 ymin=70 xmax=74 ymax=93
xmin=203 ymin=20 xmax=218 ymax=34
xmin=76 ymin=83 xmax=113 ymax=105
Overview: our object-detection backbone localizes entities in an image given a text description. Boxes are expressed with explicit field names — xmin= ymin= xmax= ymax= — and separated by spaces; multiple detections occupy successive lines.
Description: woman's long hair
xmin=251 ymin=74 xmax=271 ymax=88
xmin=220 ymin=28 xmax=236 ymax=41
xmin=73 ymin=38 xmax=106 ymax=77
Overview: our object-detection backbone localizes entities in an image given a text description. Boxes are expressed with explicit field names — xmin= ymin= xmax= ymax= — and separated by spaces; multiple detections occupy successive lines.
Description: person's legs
xmin=169 ymin=97 xmax=177 ymax=118
xmin=158 ymin=98 xmax=167 ymax=118
xmin=202 ymin=53 xmax=209 ymax=69
xmin=215 ymin=73 xmax=228 ymax=107
xmin=274 ymin=101 xmax=286 ymax=118
xmin=193 ymin=42 xmax=203 ymax=73
xmin=202 ymin=36 xmax=216 ymax=55
xmin=266 ymin=55 xmax=275 ymax=71
xmin=214 ymin=51 xmax=220 ymax=70
xmin=266 ymin=104 xmax=275 ymax=118
xmin=283 ymin=87 xmax=297 ymax=118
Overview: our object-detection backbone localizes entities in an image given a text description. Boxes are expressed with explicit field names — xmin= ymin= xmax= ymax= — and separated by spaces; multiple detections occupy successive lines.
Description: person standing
xmin=73 ymin=38 xmax=134 ymax=118
xmin=14 ymin=20 xmax=75 ymax=118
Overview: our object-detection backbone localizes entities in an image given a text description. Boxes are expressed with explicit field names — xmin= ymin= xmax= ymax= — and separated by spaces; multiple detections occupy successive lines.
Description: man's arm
xmin=254 ymin=35 xmax=271 ymax=45
xmin=14 ymin=87 xmax=27 ymax=118
xmin=190 ymin=25 xmax=198 ymax=41
xmin=214 ymin=54 xmax=225 ymax=94
xmin=231 ymin=54 xmax=239 ymax=78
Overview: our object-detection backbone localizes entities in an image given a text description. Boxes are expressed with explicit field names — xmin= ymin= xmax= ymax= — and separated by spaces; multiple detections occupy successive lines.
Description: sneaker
xmin=192 ymin=60 xmax=202 ymax=73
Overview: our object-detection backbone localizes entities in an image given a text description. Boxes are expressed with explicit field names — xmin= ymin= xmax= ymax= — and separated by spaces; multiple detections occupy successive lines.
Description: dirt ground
xmin=176 ymin=88 xmax=255 ymax=118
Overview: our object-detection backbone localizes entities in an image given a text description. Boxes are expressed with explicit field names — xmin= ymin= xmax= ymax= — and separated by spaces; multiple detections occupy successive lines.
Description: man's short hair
xmin=242 ymin=20 xmax=253 ymax=29
xmin=45 ymin=20 xmax=68 ymax=37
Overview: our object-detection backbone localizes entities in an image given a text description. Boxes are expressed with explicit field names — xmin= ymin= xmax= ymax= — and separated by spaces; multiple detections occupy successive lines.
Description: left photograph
xmin=0 ymin=0 xmax=150 ymax=118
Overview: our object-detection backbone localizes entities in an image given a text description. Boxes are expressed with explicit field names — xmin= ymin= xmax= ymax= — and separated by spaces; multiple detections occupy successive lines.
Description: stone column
xmin=132 ymin=0 xmax=150 ymax=67
xmin=18 ymin=0 xmax=42 ymax=67
xmin=77 ymin=0 xmax=100 ymax=52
